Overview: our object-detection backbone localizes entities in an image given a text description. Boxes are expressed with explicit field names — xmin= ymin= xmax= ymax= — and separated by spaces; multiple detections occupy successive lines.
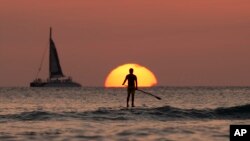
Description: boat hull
xmin=30 ymin=81 xmax=81 ymax=87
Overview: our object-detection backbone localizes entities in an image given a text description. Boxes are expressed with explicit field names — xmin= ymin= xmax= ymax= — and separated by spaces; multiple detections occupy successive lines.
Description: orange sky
xmin=0 ymin=0 xmax=250 ymax=86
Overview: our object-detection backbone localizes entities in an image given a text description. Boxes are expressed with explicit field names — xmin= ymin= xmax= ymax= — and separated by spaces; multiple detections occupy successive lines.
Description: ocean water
xmin=0 ymin=87 xmax=250 ymax=141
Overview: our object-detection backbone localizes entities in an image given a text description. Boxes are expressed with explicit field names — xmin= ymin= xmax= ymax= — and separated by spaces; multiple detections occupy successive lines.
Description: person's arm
xmin=122 ymin=76 xmax=127 ymax=85
xmin=135 ymin=76 xmax=138 ymax=90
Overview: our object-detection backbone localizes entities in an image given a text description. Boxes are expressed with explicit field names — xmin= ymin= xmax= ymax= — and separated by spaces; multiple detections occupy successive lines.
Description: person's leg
xmin=127 ymin=90 xmax=131 ymax=107
xmin=131 ymin=90 xmax=135 ymax=107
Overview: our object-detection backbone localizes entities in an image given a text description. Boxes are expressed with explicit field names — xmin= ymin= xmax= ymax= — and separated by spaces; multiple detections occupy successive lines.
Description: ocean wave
xmin=1 ymin=104 xmax=250 ymax=121
xmin=0 ymin=111 xmax=62 ymax=121
xmin=149 ymin=104 xmax=250 ymax=120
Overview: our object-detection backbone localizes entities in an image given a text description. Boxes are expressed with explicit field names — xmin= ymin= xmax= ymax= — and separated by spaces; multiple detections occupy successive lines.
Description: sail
xmin=49 ymin=28 xmax=64 ymax=78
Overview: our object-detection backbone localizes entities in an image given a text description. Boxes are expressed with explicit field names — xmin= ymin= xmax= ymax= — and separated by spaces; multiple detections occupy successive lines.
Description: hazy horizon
xmin=1 ymin=0 xmax=250 ymax=87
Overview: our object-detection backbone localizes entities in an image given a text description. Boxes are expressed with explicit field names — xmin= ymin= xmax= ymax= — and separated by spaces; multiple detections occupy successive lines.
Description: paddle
xmin=136 ymin=89 xmax=162 ymax=100
xmin=123 ymin=85 xmax=162 ymax=100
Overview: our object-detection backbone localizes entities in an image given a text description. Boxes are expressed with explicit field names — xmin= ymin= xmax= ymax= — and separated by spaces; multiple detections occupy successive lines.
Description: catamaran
xmin=30 ymin=28 xmax=81 ymax=87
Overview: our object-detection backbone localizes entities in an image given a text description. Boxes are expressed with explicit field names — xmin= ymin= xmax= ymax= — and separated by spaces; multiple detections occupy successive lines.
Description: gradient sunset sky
xmin=0 ymin=0 xmax=250 ymax=87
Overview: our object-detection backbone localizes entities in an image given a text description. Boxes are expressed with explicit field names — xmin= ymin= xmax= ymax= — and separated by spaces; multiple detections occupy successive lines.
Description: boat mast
xmin=50 ymin=27 xmax=52 ymax=39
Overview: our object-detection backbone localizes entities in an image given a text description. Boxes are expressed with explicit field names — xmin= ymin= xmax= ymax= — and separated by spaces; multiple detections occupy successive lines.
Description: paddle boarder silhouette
xmin=122 ymin=68 xmax=138 ymax=107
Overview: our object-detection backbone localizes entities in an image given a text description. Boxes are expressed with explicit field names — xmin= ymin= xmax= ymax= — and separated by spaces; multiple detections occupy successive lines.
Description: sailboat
xmin=30 ymin=28 xmax=81 ymax=87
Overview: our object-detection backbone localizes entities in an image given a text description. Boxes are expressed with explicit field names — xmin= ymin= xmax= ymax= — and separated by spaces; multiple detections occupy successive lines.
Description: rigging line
xmin=35 ymin=41 xmax=49 ymax=79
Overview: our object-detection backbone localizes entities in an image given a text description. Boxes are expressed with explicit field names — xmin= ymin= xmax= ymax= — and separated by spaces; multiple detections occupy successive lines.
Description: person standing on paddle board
xmin=122 ymin=68 xmax=138 ymax=107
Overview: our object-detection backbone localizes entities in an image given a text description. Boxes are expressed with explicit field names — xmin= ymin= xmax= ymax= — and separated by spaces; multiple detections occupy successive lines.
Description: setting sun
xmin=105 ymin=63 xmax=157 ymax=87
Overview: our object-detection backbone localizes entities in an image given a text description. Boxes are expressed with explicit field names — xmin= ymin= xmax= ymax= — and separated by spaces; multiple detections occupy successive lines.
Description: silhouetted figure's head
xmin=129 ymin=68 xmax=134 ymax=74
